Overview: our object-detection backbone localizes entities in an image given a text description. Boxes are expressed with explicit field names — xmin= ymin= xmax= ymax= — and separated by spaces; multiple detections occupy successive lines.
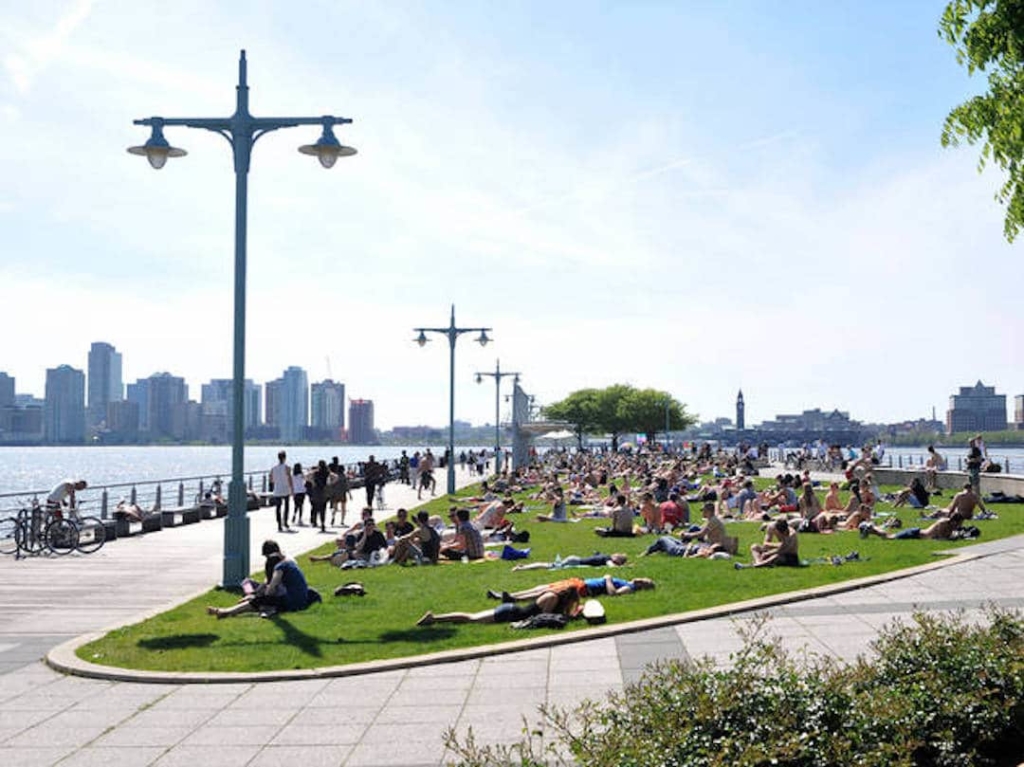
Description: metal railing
xmin=0 ymin=470 xmax=272 ymax=523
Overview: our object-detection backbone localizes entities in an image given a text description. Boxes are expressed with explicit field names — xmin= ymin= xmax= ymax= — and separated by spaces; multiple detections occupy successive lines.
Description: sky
xmin=1 ymin=0 xmax=1020 ymax=431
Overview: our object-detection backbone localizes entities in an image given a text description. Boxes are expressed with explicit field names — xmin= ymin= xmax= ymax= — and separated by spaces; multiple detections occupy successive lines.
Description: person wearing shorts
xmin=415 ymin=587 xmax=574 ymax=627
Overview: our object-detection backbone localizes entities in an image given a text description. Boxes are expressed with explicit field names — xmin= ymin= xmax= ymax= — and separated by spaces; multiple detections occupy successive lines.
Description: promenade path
xmin=1 ymin=467 xmax=1023 ymax=766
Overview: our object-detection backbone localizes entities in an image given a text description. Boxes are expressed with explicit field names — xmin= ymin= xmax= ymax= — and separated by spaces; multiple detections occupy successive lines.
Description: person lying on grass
xmin=417 ymin=583 xmax=581 ymax=627
xmin=859 ymin=511 xmax=964 ymax=541
xmin=207 ymin=540 xmax=311 ymax=618
xmin=511 ymin=552 xmax=628 ymax=571
xmin=487 ymin=574 xmax=655 ymax=603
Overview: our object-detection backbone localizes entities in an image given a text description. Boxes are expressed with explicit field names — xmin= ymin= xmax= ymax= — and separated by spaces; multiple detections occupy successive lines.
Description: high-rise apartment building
xmin=946 ymin=380 xmax=1007 ymax=434
xmin=44 ymin=364 xmax=86 ymax=444
xmin=146 ymin=372 xmax=188 ymax=440
xmin=87 ymin=342 xmax=123 ymax=429
xmin=127 ymin=379 xmax=149 ymax=431
xmin=277 ymin=366 xmax=309 ymax=443
xmin=264 ymin=379 xmax=281 ymax=429
xmin=311 ymin=379 xmax=345 ymax=436
xmin=0 ymin=372 xmax=14 ymax=408
xmin=348 ymin=398 xmax=375 ymax=444
xmin=201 ymin=378 xmax=262 ymax=432
xmin=1013 ymin=394 xmax=1023 ymax=431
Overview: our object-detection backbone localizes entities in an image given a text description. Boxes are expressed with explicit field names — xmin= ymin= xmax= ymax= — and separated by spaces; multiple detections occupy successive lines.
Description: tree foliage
xmin=941 ymin=0 xmax=1024 ymax=241
xmin=543 ymin=384 xmax=696 ymax=449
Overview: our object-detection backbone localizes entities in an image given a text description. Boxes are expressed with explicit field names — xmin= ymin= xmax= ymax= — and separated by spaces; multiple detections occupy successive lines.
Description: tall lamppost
xmin=128 ymin=50 xmax=356 ymax=587
xmin=475 ymin=360 xmax=520 ymax=474
xmin=414 ymin=305 xmax=491 ymax=495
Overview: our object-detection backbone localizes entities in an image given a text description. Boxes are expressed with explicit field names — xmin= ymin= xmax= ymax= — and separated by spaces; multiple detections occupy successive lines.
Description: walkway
xmin=1 ymin=473 xmax=1023 ymax=765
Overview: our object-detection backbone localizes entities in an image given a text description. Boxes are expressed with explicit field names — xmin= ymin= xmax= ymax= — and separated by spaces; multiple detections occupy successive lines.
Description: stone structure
xmin=946 ymin=380 xmax=1007 ymax=434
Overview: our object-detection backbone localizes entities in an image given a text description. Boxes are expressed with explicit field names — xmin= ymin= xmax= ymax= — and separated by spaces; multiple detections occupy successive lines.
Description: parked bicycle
xmin=0 ymin=499 xmax=106 ymax=557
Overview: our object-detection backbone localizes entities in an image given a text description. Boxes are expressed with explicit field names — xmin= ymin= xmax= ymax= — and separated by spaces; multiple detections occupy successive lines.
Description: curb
xmin=46 ymin=547 xmax=983 ymax=684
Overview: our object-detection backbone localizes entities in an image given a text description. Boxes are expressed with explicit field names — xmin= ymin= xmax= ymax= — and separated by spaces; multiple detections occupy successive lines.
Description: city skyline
xmin=1 ymin=2 xmax=1021 ymax=430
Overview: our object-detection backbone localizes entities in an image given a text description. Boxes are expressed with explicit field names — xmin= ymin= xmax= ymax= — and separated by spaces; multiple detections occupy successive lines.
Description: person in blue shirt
xmin=489 ymin=574 xmax=654 ymax=603
xmin=207 ymin=540 xmax=313 ymax=618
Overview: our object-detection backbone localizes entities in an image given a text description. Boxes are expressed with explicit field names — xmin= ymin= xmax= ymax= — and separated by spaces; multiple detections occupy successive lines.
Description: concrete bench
xmin=160 ymin=506 xmax=198 ymax=527
xmin=114 ymin=517 xmax=144 ymax=537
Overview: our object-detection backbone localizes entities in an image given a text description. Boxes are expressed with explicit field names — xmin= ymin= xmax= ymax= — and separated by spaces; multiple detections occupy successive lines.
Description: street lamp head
xmin=127 ymin=123 xmax=186 ymax=170
xmin=475 ymin=373 xmax=483 ymax=385
xmin=415 ymin=331 xmax=429 ymax=347
xmin=298 ymin=123 xmax=356 ymax=169
xmin=477 ymin=330 xmax=490 ymax=347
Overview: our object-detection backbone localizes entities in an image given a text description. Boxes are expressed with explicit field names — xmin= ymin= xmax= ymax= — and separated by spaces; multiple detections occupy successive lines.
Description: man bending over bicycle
xmin=46 ymin=479 xmax=87 ymax=516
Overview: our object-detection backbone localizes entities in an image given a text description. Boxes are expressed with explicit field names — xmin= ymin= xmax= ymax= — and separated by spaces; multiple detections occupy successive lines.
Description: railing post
xmin=958 ymin=457 xmax=963 ymax=471
xmin=198 ymin=480 xmax=204 ymax=502
xmin=248 ymin=475 xmax=253 ymax=491
xmin=261 ymin=474 xmax=267 ymax=493
xmin=130 ymin=486 xmax=137 ymax=504
xmin=155 ymin=485 xmax=162 ymax=511
xmin=178 ymin=482 xmax=184 ymax=506
xmin=898 ymin=455 xmax=902 ymax=468
xmin=1006 ymin=458 xmax=1010 ymax=474
xmin=101 ymin=489 xmax=108 ymax=520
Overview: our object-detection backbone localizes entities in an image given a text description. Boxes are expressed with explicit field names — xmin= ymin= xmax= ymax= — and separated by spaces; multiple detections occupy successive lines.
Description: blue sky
xmin=1 ymin=0 xmax=1020 ymax=430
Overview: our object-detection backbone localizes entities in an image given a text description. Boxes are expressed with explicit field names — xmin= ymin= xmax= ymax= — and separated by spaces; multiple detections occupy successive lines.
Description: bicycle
xmin=0 ymin=500 xmax=105 ymax=556
xmin=66 ymin=502 xmax=106 ymax=554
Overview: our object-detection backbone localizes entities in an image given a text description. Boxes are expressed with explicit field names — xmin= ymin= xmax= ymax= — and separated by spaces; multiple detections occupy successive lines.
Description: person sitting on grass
xmin=594 ymin=494 xmax=635 ymax=537
xmin=925 ymin=445 xmax=948 ymax=491
xmin=207 ymin=540 xmax=312 ymax=618
xmin=927 ymin=483 xmax=987 ymax=520
xmin=488 ymin=574 xmax=655 ymax=603
xmin=892 ymin=477 xmax=932 ymax=509
xmin=677 ymin=501 xmax=729 ymax=550
xmin=439 ymin=507 xmax=485 ymax=561
xmin=511 ymin=552 xmax=628 ymax=571
xmin=659 ymin=492 xmax=690 ymax=529
xmin=390 ymin=510 xmax=442 ymax=565
xmin=536 ymin=486 xmax=572 ymax=522
xmin=859 ymin=511 xmax=964 ymax=540
xmin=309 ymin=517 xmax=387 ymax=567
xmin=416 ymin=585 xmax=581 ymax=627
xmin=823 ymin=482 xmax=844 ymax=513
xmin=474 ymin=497 xmax=514 ymax=534
xmin=737 ymin=518 xmax=800 ymax=568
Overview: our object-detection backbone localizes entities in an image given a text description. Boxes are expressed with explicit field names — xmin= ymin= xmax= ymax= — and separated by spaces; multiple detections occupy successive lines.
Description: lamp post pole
xmin=475 ymin=360 xmax=520 ymax=474
xmin=414 ymin=306 xmax=491 ymax=495
xmin=128 ymin=50 xmax=356 ymax=587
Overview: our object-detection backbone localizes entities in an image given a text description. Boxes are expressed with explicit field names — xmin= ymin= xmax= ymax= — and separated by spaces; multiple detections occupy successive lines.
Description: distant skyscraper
xmin=348 ymin=398 xmax=375 ymax=444
xmin=311 ymin=379 xmax=345 ymax=434
xmin=265 ymin=379 xmax=281 ymax=429
xmin=127 ymin=379 xmax=150 ymax=431
xmin=946 ymin=380 xmax=1007 ymax=434
xmin=202 ymin=378 xmax=262 ymax=431
xmin=146 ymin=372 xmax=188 ymax=440
xmin=87 ymin=342 xmax=123 ymax=429
xmin=44 ymin=365 xmax=86 ymax=444
xmin=0 ymin=372 xmax=14 ymax=408
xmin=736 ymin=389 xmax=745 ymax=430
xmin=277 ymin=366 xmax=308 ymax=442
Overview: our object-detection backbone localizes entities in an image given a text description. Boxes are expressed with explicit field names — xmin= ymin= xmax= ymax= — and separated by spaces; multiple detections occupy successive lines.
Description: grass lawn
xmin=78 ymin=478 xmax=1023 ymax=673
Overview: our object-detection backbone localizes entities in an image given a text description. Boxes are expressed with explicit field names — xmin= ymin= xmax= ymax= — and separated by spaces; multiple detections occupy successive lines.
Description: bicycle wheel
xmin=45 ymin=519 xmax=78 ymax=555
xmin=0 ymin=518 xmax=18 ymax=555
xmin=75 ymin=516 xmax=106 ymax=554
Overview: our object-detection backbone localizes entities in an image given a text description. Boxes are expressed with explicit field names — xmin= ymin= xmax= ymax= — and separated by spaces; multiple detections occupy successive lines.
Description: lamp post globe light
xmin=128 ymin=50 xmax=356 ymax=587
xmin=475 ymin=360 xmax=520 ymax=474
xmin=414 ymin=305 xmax=492 ymax=495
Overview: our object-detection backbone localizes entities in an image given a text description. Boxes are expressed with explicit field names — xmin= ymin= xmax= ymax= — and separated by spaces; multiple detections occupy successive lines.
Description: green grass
xmin=78 ymin=480 xmax=1024 ymax=673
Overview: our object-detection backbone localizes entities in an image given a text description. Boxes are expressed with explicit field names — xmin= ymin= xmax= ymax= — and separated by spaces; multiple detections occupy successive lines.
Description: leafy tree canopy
xmin=543 ymin=384 xmax=697 ymax=449
xmin=941 ymin=0 xmax=1024 ymax=240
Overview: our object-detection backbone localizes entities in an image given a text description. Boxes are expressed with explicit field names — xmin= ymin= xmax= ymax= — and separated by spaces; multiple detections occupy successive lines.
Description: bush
xmin=444 ymin=609 xmax=1024 ymax=767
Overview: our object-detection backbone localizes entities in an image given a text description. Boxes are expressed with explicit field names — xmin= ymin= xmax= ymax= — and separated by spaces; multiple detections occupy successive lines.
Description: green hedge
xmin=444 ymin=608 xmax=1024 ymax=766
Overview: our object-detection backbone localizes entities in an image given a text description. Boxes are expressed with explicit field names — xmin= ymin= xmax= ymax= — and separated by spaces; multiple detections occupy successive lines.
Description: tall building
xmin=106 ymin=400 xmax=140 ymax=441
xmin=146 ymin=372 xmax=188 ymax=440
xmin=44 ymin=364 xmax=86 ymax=444
xmin=311 ymin=379 xmax=345 ymax=435
xmin=1013 ymin=394 xmax=1023 ymax=431
xmin=275 ymin=366 xmax=308 ymax=443
xmin=87 ymin=342 xmax=123 ymax=429
xmin=736 ymin=389 xmax=745 ymax=430
xmin=264 ymin=379 xmax=281 ymax=429
xmin=348 ymin=398 xmax=375 ymax=444
xmin=127 ymin=379 xmax=150 ymax=431
xmin=201 ymin=378 xmax=262 ymax=432
xmin=946 ymin=380 xmax=1007 ymax=434
xmin=0 ymin=372 xmax=14 ymax=408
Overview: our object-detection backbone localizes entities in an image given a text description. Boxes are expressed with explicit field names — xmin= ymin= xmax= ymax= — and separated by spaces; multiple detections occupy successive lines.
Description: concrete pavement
xmin=1 ymin=467 xmax=1024 ymax=765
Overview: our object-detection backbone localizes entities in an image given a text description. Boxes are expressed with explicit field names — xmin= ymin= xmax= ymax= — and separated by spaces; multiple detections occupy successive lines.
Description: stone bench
xmin=160 ymin=506 xmax=199 ymax=527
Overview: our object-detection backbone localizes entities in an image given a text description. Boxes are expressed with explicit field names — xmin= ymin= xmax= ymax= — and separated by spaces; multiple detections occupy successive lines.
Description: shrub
xmin=444 ymin=608 xmax=1024 ymax=767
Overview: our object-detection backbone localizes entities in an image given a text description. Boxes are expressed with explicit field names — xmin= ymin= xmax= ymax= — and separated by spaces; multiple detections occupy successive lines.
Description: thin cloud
xmin=3 ymin=0 xmax=94 ymax=94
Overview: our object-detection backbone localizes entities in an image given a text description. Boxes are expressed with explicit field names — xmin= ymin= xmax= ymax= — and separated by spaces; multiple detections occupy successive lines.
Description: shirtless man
xmin=46 ymin=479 xmax=87 ymax=511
xmin=924 ymin=445 xmax=947 ymax=491
xmin=932 ymin=483 xmax=987 ymax=520
xmin=746 ymin=518 xmax=799 ymax=567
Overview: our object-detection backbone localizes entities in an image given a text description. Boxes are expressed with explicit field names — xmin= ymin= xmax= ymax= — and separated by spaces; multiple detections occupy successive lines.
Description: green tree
xmin=542 ymin=388 xmax=600 ymax=449
xmin=941 ymin=0 xmax=1024 ymax=241
xmin=621 ymin=388 xmax=697 ymax=444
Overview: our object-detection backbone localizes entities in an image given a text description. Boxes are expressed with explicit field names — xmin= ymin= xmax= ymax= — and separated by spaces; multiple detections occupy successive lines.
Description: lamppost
xmin=128 ymin=50 xmax=356 ymax=587
xmin=414 ymin=305 xmax=491 ymax=495
xmin=475 ymin=360 xmax=520 ymax=475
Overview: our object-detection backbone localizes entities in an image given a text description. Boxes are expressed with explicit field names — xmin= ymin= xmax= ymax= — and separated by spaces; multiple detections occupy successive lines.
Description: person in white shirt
xmin=268 ymin=451 xmax=293 ymax=533
xmin=47 ymin=479 xmax=87 ymax=511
